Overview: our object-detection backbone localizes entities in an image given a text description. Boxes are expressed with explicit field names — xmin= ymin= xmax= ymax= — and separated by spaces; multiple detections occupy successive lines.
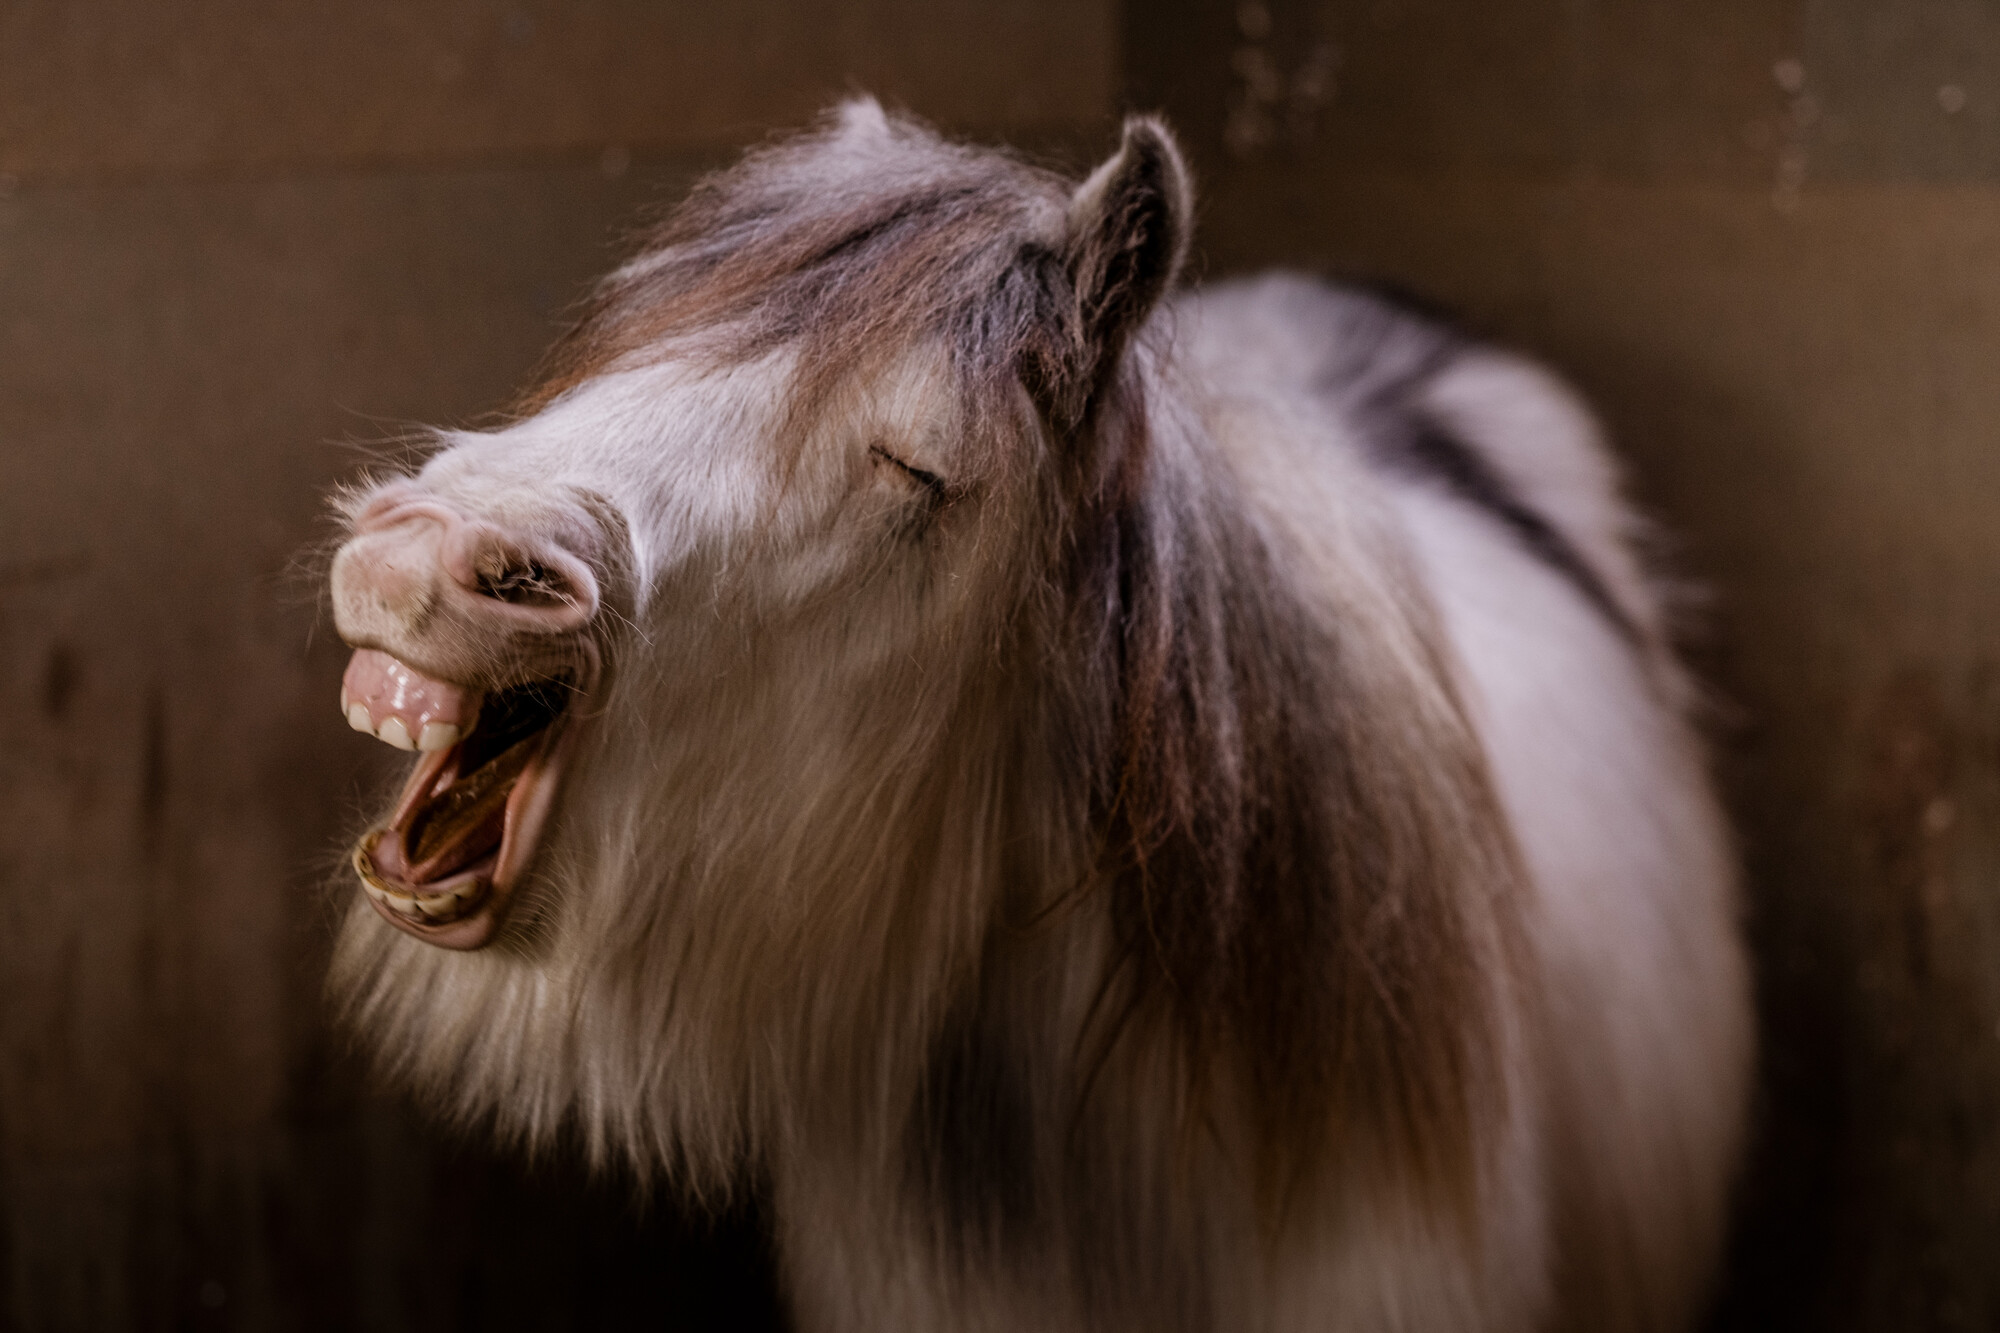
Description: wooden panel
xmin=0 ymin=0 xmax=1116 ymax=179
xmin=0 ymin=1 xmax=1124 ymax=1322
xmin=1129 ymin=0 xmax=2000 ymax=189
xmin=0 ymin=159 xmax=788 ymax=1329
xmin=1129 ymin=1 xmax=2000 ymax=1326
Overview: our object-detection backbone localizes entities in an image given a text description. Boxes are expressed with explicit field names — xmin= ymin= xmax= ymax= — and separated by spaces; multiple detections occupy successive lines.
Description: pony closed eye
xmin=869 ymin=442 xmax=952 ymax=505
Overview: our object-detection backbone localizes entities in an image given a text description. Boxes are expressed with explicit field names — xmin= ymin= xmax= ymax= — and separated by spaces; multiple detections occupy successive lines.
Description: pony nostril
xmin=440 ymin=521 xmax=601 ymax=625
xmin=471 ymin=550 xmax=573 ymax=608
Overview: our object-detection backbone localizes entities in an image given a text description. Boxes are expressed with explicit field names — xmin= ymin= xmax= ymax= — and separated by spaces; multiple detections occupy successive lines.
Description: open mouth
xmin=341 ymin=647 xmax=590 ymax=950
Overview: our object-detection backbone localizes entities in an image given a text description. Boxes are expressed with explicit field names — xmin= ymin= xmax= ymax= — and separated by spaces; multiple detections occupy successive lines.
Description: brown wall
xmin=0 ymin=5 xmax=1113 ymax=1328
xmin=5 ymin=1 xmax=1999 ymax=1329
xmin=1129 ymin=1 xmax=2000 ymax=1327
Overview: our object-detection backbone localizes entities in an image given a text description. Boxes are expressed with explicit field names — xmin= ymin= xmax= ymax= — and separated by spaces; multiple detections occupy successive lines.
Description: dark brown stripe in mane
xmin=1308 ymin=288 xmax=1641 ymax=645
xmin=1402 ymin=417 xmax=1641 ymax=643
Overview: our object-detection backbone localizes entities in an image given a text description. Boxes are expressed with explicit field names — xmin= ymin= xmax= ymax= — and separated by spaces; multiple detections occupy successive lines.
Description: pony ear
xmin=1046 ymin=116 xmax=1192 ymax=424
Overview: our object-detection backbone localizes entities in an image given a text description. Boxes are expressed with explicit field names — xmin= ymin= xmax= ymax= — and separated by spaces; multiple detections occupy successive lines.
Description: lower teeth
xmin=353 ymin=832 xmax=484 ymax=923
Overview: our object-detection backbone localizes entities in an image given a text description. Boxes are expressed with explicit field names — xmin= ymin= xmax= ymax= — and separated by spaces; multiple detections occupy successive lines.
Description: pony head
xmin=326 ymin=103 xmax=1202 ymax=1181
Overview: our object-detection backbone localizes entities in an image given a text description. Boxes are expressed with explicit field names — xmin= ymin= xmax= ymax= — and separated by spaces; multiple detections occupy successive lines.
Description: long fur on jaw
xmin=328 ymin=103 xmax=1748 ymax=1333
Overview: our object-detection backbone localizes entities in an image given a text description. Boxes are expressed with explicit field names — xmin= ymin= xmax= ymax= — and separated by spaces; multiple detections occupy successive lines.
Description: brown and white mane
xmin=324 ymin=101 xmax=1751 ymax=1331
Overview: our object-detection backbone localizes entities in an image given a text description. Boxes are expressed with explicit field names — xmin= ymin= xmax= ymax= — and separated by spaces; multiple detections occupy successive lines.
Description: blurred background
xmin=3 ymin=1 xmax=1998 ymax=1328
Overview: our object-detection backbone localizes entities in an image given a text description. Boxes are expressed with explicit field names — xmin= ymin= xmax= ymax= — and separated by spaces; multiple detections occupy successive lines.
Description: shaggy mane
xmin=1048 ymin=364 xmax=1524 ymax=1225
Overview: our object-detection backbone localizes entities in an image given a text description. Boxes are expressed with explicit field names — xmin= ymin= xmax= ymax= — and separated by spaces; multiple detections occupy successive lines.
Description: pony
xmin=323 ymin=101 xmax=1751 ymax=1332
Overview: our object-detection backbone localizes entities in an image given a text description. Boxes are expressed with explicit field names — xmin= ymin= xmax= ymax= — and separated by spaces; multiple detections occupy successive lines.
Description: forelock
xmin=517 ymin=109 xmax=1075 ymax=419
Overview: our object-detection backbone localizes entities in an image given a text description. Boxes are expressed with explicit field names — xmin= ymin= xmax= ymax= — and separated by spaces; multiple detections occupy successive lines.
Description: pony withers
xmin=325 ymin=101 xmax=1751 ymax=1332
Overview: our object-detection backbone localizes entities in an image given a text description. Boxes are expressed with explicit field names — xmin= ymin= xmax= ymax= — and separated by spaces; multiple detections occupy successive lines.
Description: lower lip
xmin=354 ymin=828 xmax=507 ymax=950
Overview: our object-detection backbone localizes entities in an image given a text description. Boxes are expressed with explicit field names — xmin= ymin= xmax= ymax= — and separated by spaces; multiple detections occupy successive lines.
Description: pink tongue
xmin=342 ymin=649 xmax=480 ymax=737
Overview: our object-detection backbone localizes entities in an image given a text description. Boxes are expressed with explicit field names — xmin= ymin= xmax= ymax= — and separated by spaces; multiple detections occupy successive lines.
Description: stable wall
xmin=1129 ymin=2 xmax=2000 ymax=1327
xmin=4 ymin=1 xmax=1998 ymax=1329
xmin=0 ymin=5 xmax=1113 ymax=1327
